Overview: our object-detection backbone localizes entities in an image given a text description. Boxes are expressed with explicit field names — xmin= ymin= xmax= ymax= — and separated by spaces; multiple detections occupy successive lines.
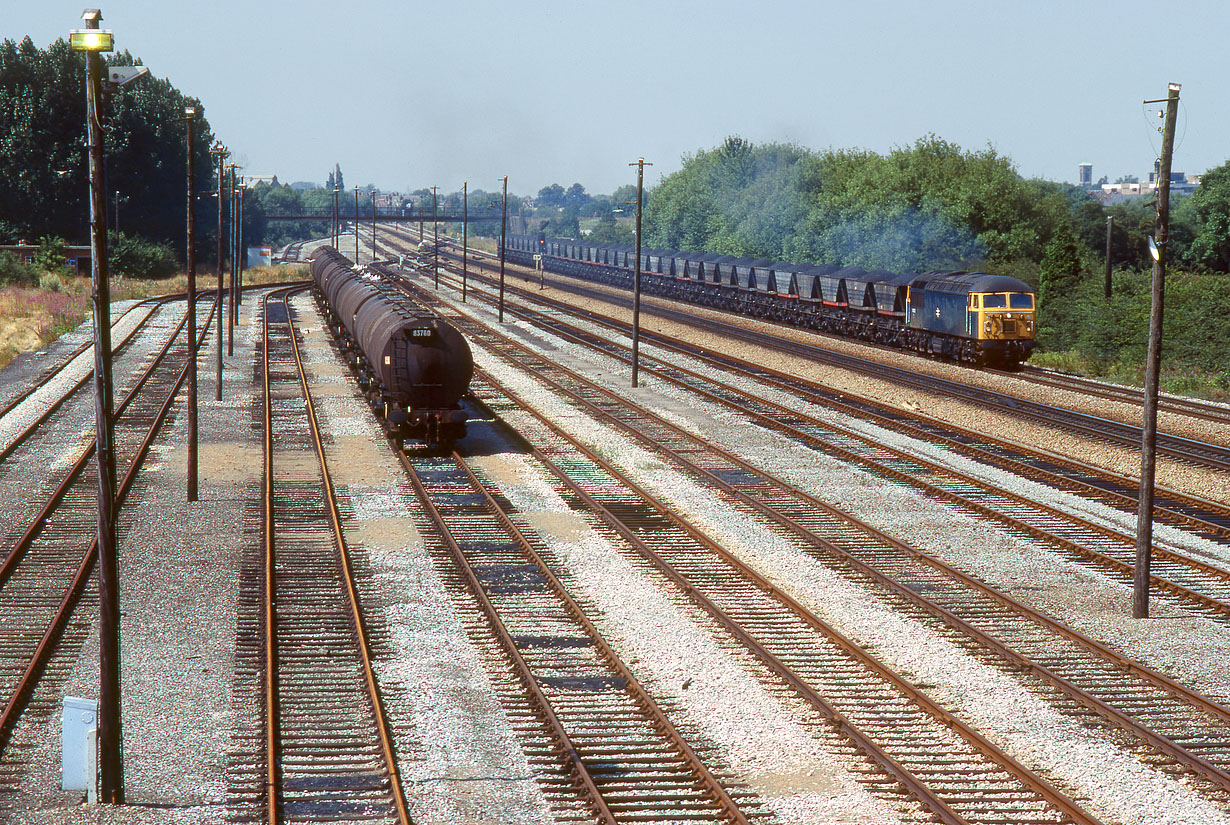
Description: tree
xmin=586 ymin=210 xmax=635 ymax=245
xmin=334 ymin=163 xmax=344 ymax=192
xmin=0 ymin=37 xmax=218 ymax=257
xmin=326 ymin=169 xmax=335 ymax=190
xmin=537 ymin=183 xmax=565 ymax=208
xmin=563 ymin=183 xmax=590 ymax=209
xmin=1188 ymin=160 xmax=1230 ymax=272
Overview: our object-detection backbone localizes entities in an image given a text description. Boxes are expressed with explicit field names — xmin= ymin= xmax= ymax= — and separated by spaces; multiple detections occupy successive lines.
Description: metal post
xmin=1104 ymin=215 xmax=1114 ymax=299
xmin=371 ymin=187 xmax=378 ymax=261
xmin=185 ymin=107 xmax=198 ymax=502
xmin=227 ymin=164 xmax=236 ymax=357
xmin=212 ymin=142 xmax=228 ymax=401
xmin=628 ymin=157 xmax=651 ymax=388
xmin=113 ymin=189 xmax=119 ymax=234
xmin=462 ymin=181 xmax=468 ymax=302
xmin=82 ymin=11 xmax=123 ymax=802
xmin=236 ymin=178 xmax=244 ymax=306
xmin=353 ymin=186 xmax=359 ymax=262
xmin=432 ymin=185 xmax=439 ymax=289
xmin=1135 ymin=82 xmax=1181 ymax=619
xmin=499 ymin=176 xmax=507 ymax=323
xmin=332 ymin=187 xmax=338 ymax=249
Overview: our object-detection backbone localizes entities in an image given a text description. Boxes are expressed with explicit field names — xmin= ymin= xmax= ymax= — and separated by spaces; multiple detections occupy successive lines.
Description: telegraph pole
xmin=628 ymin=157 xmax=652 ymax=388
xmin=227 ymin=164 xmax=236 ymax=357
xmin=211 ymin=142 xmax=228 ymax=401
xmin=462 ymin=181 xmax=468 ymax=302
xmin=1134 ymin=82 xmax=1181 ymax=619
xmin=78 ymin=9 xmax=123 ymax=802
xmin=353 ymin=185 xmax=359 ymax=262
xmin=1104 ymin=215 xmax=1114 ymax=299
xmin=371 ymin=187 xmax=378 ymax=261
xmin=431 ymin=185 xmax=439 ymax=289
xmin=331 ymin=186 xmax=339 ymax=249
xmin=236 ymin=177 xmax=245 ymax=306
xmin=499 ymin=176 xmax=508 ymax=322
xmin=184 ymin=106 xmax=198 ymax=502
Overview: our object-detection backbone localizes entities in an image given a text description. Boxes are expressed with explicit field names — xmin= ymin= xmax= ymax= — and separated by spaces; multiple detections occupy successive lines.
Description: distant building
xmin=0 ymin=244 xmax=92 ymax=276
xmin=1078 ymin=163 xmax=1093 ymax=187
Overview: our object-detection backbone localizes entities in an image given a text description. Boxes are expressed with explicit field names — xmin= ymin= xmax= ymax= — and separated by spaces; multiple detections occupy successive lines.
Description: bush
xmin=34 ymin=236 xmax=68 ymax=273
xmin=0 ymin=251 xmax=39 ymax=286
xmin=108 ymin=232 xmax=179 ymax=279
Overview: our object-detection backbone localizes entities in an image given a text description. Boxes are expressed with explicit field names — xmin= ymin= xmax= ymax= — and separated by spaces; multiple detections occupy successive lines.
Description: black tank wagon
xmin=309 ymin=245 xmax=471 ymax=448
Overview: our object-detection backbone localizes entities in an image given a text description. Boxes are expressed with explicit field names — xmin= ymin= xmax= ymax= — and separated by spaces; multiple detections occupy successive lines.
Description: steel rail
xmin=445 ymin=450 xmax=749 ymax=824
xmin=478 ymin=282 xmax=1230 ymax=545
xmin=404 ymin=243 xmax=1229 ymax=535
xmin=450 ymin=250 xmax=1230 ymax=472
xmin=0 ymin=301 xmax=200 ymax=588
xmin=498 ymin=301 xmax=1230 ymax=614
xmin=471 ymin=367 xmax=1097 ymax=825
xmin=410 ymin=261 xmax=1230 ymax=611
xmin=260 ymin=289 xmax=280 ymax=825
xmin=1009 ymin=365 xmax=1230 ymax=427
xmin=397 ymin=451 xmax=619 ymax=825
xmin=0 ymin=297 xmax=218 ymax=748
xmin=432 ymin=301 xmax=1230 ymax=798
xmin=0 ymin=296 xmax=180 ymax=467
xmin=281 ymin=286 xmax=412 ymax=825
xmin=0 ymin=295 xmax=168 ymax=423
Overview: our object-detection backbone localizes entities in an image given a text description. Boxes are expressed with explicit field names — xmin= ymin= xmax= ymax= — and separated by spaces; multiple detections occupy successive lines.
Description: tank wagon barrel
xmin=309 ymin=245 xmax=471 ymax=448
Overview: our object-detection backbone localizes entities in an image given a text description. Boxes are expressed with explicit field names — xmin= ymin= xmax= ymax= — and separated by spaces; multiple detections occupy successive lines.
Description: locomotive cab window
xmin=970 ymin=295 xmax=979 ymax=308
xmin=982 ymin=294 xmax=1007 ymax=308
xmin=1010 ymin=293 xmax=1035 ymax=309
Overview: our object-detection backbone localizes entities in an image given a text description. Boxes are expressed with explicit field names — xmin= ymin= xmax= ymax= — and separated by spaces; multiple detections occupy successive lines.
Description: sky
xmin=13 ymin=1 xmax=1230 ymax=198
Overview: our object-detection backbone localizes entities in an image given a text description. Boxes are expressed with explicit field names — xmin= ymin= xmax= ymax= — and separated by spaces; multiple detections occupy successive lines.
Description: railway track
xmin=382 ymin=272 xmax=1230 ymax=814
xmin=392 ymin=249 xmax=1230 ymax=621
xmin=424 ymin=240 xmax=1230 ymax=474
xmin=414 ymin=353 xmax=1103 ymax=821
xmin=0 ymin=299 xmax=215 ymax=804
xmin=449 ymin=283 xmax=1230 ymax=619
xmin=1008 ymin=365 xmax=1230 ymax=427
xmin=228 ymin=287 xmax=409 ymax=823
xmin=399 ymin=449 xmax=757 ymax=824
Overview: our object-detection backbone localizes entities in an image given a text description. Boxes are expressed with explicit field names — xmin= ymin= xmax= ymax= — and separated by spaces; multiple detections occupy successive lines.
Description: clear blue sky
xmin=17 ymin=1 xmax=1230 ymax=197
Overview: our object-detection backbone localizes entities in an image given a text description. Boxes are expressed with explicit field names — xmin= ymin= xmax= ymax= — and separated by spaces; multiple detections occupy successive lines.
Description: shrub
xmin=108 ymin=232 xmax=179 ymax=279
xmin=0 ymin=251 xmax=39 ymax=286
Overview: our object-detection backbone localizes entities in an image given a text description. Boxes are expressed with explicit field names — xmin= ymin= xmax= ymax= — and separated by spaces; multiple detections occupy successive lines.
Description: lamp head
xmin=69 ymin=29 xmax=114 ymax=52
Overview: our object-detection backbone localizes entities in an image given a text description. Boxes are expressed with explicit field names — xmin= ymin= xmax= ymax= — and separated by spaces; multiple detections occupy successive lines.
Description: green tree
xmin=1188 ymin=161 xmax=1230 ymax=272
xmin=537 ymin=184 xmax=565 ymax=208
xmin=0 ymin=37 xmax=218 ymax=259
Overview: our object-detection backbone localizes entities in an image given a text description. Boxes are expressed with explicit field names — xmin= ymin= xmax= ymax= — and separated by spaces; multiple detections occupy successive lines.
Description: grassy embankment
xmin=0 ymin=265 xmax=308 ymax=370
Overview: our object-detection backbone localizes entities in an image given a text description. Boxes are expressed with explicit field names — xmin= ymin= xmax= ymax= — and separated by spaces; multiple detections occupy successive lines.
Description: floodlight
xmin=107 ymin=66 xmax=148 ymax=87
xmin=1148 ymin=235 xmax=1161 ymax=262
xmin=69 ymin=29 xmax=114 ymax=52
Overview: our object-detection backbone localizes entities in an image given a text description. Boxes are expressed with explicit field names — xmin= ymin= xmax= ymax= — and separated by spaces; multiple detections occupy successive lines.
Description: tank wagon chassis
xmin=503 ymin=236 xmax=1036 ymax=368
xmin=309 ymin=247 xmax=471 ymax=451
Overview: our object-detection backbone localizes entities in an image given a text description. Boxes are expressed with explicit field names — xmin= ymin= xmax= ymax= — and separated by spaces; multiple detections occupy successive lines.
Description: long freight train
xmin=309 ymin=245 xmax=471 ymax=448
xmin=503 ymin=234 xmax=1037 ymax=367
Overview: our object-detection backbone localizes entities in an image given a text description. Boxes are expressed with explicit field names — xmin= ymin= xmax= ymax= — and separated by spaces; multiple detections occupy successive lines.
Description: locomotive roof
xmin=912 ymin=271 xmax=1035 ymax=294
